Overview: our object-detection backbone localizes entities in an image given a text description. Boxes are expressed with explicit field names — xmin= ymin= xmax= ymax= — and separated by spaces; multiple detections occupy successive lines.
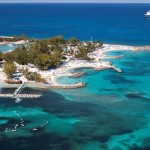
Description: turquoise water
xmin=0 ymin=50 xmax=150 ymax=150
xmin=0 ymin=3 xmax=150 ymax=150
xmin=0 ymin=44 xmax=18 ymax=53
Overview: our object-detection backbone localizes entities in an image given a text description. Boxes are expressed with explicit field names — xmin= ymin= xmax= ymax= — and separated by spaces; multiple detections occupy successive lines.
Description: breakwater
xmin=27 ymin=82 xmax=86 ymax=89
xmin=69 ymin=72 xmax=85 ymax=78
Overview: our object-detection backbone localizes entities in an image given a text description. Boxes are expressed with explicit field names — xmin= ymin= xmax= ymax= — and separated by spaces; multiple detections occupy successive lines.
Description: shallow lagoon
xmin=0 ymin=44 xmax=18 ymax=53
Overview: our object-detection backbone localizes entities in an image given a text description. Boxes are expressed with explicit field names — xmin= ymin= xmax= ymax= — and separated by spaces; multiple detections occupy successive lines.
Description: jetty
xmin=51 ymin=82 xmax=86 ymax=89
xmin=111 ymin=66 xmax=122 ymax=73
xmin=102 ymin=55 xmax=124 ymax=59
xmin=15 ymin=94 xmax=41 ymax=98
xmin=0 ymin=82 xmax=85 ymax=98
xmin=0 ymin=94 xmax=41 ymax=98
xmin=14 ymin=82 xmax=25 ymax=96
xmin=28 ymin=82 xmax=86 ymax=89
xmin=114 ymin=55 xmax=124 ymax=59
xmin=69 ymin=72 xmax=84 ymax=78
xmin=133 ymin=46 xmax=150 ymax=51
xmin=0 ymin=82 xmax=42 ymax=99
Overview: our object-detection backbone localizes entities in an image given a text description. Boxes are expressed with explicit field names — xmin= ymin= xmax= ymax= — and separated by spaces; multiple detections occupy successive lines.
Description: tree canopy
xmin=1 ymin=36 xmax=103 ymax=70
xmin=3 ymin=62 xmax=16 ymax=79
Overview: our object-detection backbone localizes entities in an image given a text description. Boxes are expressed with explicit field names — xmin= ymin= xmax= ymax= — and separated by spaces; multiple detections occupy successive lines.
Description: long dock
xmin=0 ymin=94 xmax=41 ymax=98
xmin=14 ymin=82 xmax=25 ymax=96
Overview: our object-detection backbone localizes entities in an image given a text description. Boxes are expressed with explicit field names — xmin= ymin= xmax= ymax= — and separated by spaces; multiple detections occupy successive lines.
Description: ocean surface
xmin=0 ymin=3 xmax=150 ymax=46
xmin=0 ymin=3 xmax=150 ymax=150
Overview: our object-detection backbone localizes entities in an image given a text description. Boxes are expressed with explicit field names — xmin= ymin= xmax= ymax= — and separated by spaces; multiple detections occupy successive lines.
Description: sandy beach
xmin=0 ymin=43 xmax=137 ymax=89
xmin=31 ymin=43 xmax=135 ymax=86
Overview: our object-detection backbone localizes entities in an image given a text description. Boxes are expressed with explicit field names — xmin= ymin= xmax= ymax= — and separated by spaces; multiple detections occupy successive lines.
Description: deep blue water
xmin=0 ymin=3 xmax=150 ymax=45
xmin=0 ymin=3 xmax=150 ymax=150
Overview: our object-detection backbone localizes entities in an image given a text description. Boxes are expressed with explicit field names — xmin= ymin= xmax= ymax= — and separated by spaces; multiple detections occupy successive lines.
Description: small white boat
xmin=145 ymin=10 xmax=150 ymax=16
xmin=32 ymin=128 xmax=38 ymax=131
xmin=15 ymin=98 xmax=22 ymax=103
xmin=11 ymin=129 xmax=16 ymax=132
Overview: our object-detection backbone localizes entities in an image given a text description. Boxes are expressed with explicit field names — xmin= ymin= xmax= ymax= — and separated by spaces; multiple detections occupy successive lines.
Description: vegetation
xmin=0 ymin=34 xmax=28 ymax=42
xmin=0 ymin=51 xmax=3 ymax=61
xmin=3 ymin=62 xmax=16 ymax=79
xmin=69 ymin=37 xmax=79 ymax=46
xmin=13 ymin=34 xmax=28 ymax=41
xmin=34 ymin=53 xmax=50 ymax=70
xmin=22 ymin=68 xmax=46 ymax=83
xmin=2 ymin=45 xmax=28 ymax=64
xmin=1 ymin=35 xmax=103 ymax=71
xmin=75 ymin=47 xmax=91 ymax=60
xmin=13 ymin=45 xmax=28 ymax=65
xmin=46 ymin=36 xmax=66 ymax=45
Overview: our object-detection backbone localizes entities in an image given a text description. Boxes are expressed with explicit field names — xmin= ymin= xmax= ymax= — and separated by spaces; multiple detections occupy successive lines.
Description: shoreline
xmin=0 ymin=43 xmax=149 ymax=91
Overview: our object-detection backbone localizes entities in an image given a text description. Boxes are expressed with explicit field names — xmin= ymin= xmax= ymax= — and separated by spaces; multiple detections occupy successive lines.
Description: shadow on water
xmin=0 ymin=87 xmax=149 ymax=150
xmin=103 ymin=74 xmax=138 ymax=85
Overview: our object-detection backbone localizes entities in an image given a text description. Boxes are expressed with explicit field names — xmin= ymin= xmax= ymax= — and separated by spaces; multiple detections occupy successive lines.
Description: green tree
xmin=75 ymin=47 xmax=90 ymax=60
xmin=22 ymin=68 xmax=46 ymax=83
xmin=0 ymin=51 xmax=3 ymax=61
xmin=3 ymin=62 xmax=16 ymax=79
xmin=3 ymin=52 xmax=14 ymax=62
xmin=28 ymin=46 xmax=38 ymax=64
xmin=49 ymin=50 xmax=62 ymax=67
xmin=69 ymin=37 xmax=79 ymax=45
xmin=13 ymin=34 xmax=28 ymax=41
xmin=47 ymin=36 xmax=66 ymax=45
xmin=13 ymin=45 xmax=28 ymax=65
xmin=34 ymin=40 xmax=49 ymax=53
xmin=34 ymin=54 xmax=50 ymax=70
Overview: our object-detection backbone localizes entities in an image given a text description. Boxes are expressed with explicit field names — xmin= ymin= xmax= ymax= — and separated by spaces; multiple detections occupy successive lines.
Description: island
xmin=0 ymin=35 xmax=143 ymax=96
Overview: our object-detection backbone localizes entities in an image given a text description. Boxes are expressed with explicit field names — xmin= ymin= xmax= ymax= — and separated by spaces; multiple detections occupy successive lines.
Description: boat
xmin=145 ymin=10 xmax=150 ymax=16
xmin=15 ymin=98 xmax=22 ymax=103
xmin=32 ymin=128 xmax=38 ymax=131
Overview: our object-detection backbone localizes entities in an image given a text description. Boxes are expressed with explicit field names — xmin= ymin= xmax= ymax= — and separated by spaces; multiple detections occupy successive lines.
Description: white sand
xmin=0 ymin=44 xmax=136 ymax=87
